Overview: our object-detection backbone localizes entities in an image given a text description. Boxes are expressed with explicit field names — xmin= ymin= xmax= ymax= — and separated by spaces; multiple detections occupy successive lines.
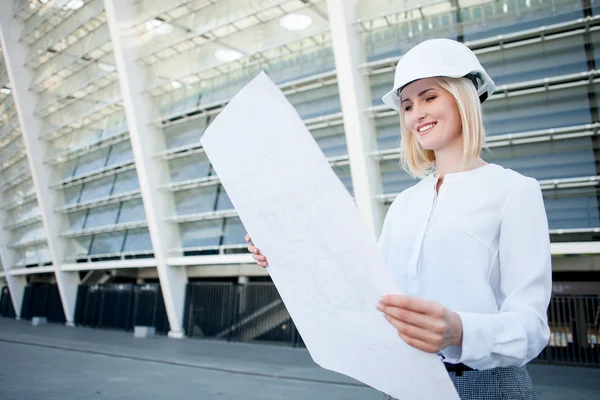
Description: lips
xmin=417 ymin=122 xmax=437 ymax=136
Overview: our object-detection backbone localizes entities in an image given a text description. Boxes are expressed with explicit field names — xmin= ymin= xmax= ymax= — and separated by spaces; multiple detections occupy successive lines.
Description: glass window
xmin=460 ymin=0 xmax=584 ymax=42
xmin=288 ymin=85 xmax=341 ymax=120
xmin=112 ymin=170 xmax=140 ymax=195
xmin=215 ymin=187 xmax=233 ymax=211
xmin=12 ymin=222 xmax=45 ymax=245
xmin=78 ymin=175 xmax=113 ymax=203
xmin=106 ymin=141 xmax=133 ymax=167
xmin=375 ymin=115 xmax=401 ymax=150
xmin=117 ymin=199 xmax=146 ymax=224
xmin=312 ymin=125 xmax=348 ymax=158
xmin=332 ymin=165 xmax=354 ymax=196
xmin=67 ymin=236 xmax=92 ymax=258
xmin=89 ymin=232 xmax=125 ymax=255
xmin=379 ymin=159 xmax=418 ymax=195
xmin=84 ymin=204 xmax=119 ymax=229
xmin=122 ymin=229 xmax=153 ymax=253
xmin=484 ymin=137 xmax=597 ymax=181
xmin=179 ymin=220 xmax=222 ymax=249
xmin=483 ymin=85 xmax=592 ymax=136
xmin=222 ymin=217 xmax=246 ymax=246
xmin=168 ymin=152 xmax=211 ymax=183
xmin=162 ymin=118 xmax=207 ymax=150
xmin=62 ymin=184 xmax=82 ymax=206
xmin=67 ymin=210 xmax=87 ymax=231
xmin=544 ymin=187 xmax=600 ymax=230
xmin=72 ymin=147 xmax=110 ymax=178
xmin=478 ymin=34 xmax=587 ymax=86
xmin=173 ymin=186 xmax=218 ymax=216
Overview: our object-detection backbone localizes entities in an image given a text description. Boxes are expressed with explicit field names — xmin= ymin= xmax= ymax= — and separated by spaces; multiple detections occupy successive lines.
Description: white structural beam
xmin=0 ymin=3 xmax=80 ymax=324
xmin=104 ymin=0 xmax=187 ymax=338
xmin=326 ymin=0 xmax=384 ymax=235
xmin=0 ymin=208 xmax=27 ymax=318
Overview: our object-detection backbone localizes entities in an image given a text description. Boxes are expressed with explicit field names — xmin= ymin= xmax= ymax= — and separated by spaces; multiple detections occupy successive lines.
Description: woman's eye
xmin=404 ymin=105 xmax=413 ymax=111
xmin=425 ymin=96 xmax=436 ymax=102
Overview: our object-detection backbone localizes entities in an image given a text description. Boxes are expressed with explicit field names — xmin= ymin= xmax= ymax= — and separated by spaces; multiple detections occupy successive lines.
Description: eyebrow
xmin=401 ymin=88 xmax=436 ymax=104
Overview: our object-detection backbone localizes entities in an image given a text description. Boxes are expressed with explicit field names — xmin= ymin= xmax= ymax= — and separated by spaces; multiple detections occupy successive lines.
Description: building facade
xmin=0 ymin=0 xmax=598 ymax=357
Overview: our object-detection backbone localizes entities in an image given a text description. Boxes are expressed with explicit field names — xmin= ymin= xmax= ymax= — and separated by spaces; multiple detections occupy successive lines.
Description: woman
xmin=246 ymin=38 xmax=552 ymax=399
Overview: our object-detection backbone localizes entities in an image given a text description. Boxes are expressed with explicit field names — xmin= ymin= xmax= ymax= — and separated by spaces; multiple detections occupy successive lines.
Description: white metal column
xmin=0 ymin=2 xmax=80 ymax=324
xmin=104 ymin=0 xmax=187 ymax=338
xmin=326 ymin=0 xmax=384 ymax=235
xmin=0 ymin=211 xmax=26 ymax=318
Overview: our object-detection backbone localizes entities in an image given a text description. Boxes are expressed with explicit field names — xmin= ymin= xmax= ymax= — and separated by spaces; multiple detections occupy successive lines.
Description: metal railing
xmin=184 ymin=282 xmax=304 ymax=347
xmin=534 ymin=295 xmax=600 ymax=367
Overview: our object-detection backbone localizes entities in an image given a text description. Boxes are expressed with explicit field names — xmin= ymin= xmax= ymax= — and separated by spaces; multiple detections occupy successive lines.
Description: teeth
xmin=419 ymin=123 xmax=435 ymax=133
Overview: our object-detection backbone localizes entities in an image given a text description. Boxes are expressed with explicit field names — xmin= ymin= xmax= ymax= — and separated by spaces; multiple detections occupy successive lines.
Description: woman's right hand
xmin=245 ymin=234 xmax=268 ymax=267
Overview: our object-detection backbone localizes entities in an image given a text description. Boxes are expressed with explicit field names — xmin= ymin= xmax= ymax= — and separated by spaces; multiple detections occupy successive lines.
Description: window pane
xmin=67 ymin=236 xmax=92 ymax=258
xmin=89 ymin=232 xmax=125 ymax=255
xmin=312 ymin=125 xmax=347 ymax=158
xmin=106 ymin=141 xmax=133 ymax=167
xmin=380 ymin=159 xmax=418 ymax=194
xmin=72 ymin=147 xmax=110 ymax=178
xmin=375 ymin=115 xmax=401 ymax=150
xmin=485 ymin=137 xmax=597 ymax=181
xmin=332 ymin=165 xmax=354 ymax=196
xmin=117 ymin=199 xmax=146 ymax=224
xmin=544 ymin=187 xmax=600 ymax=230
xmin=288 ymin=84 xmax=341 ymax=120
xmin=222 ymin=217 xmax=246 ymax=246
xmin=84 ymin=204 xmax=119 ymax=229
xmin=78 ymin=175 xmax=113 ymax=203
xmin=162 ymin=117 xmax=207 ymax=150
xmin=168 ymin=152 xmax=211 ymax=183
xmin=215 ymin=187 xmax=233 ymax=211
xmin=67 ymin=210 xmax=87 ymax=231
xmin=123 ymin=229 xmax=153 ymax=253
xmin=174 ymin=186 xmax=218 ymax=215
xmin=62 ymin=184 xmax=82 ymax=206
xmin=179 ymin=220 xmax=222 ymax=249
xmin=112 ymin=170 xmax=140 ymax=195
xmin=483 ymin=85 xmax=592 ymax=136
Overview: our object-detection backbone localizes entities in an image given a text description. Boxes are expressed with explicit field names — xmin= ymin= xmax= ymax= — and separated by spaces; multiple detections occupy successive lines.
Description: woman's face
xmin=400 ymin=77 xmax=462 ymax=153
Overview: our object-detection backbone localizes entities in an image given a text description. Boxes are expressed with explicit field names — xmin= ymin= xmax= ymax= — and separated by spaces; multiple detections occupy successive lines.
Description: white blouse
xmin=378 ymin=163 xmax=552 ymax=370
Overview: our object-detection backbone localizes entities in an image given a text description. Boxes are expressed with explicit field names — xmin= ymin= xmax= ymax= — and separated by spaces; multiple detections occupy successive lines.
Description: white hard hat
xmin=381 ymin=38 xmax=495 ymax=110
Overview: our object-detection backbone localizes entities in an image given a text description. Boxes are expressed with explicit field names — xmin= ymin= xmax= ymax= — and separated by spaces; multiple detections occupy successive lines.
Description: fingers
xmin=383 ymin=315 xmax=443 ymax=352
xmin=377 ymin=303 xmax=446 ymax=334
xmin=245 ymin=234 xmax=268 ymax=267
xmin=380 ymin=294 xmax=445 ymax=316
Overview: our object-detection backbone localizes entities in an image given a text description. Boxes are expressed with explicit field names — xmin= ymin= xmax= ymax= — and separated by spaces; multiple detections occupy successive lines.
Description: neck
xmin=433 ymin=143 xmax=485 ymax=177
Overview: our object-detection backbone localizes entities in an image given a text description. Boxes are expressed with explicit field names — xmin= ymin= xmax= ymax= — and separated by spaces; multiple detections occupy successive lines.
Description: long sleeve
xmin=442 ymin=177 xmax=552 ymax=369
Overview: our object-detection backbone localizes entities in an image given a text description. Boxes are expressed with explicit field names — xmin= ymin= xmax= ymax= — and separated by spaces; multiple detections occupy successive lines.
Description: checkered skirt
xmin=383 ymin=366 xmax=539 ymax=400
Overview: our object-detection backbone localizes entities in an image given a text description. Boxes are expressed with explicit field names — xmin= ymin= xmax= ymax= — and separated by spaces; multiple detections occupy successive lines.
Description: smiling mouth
xmin=418 ymin=122 xmax=437 ymax=136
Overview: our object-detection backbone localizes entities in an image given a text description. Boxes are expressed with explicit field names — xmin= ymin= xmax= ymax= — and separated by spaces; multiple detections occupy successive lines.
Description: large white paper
xmin=200 ymin=72 xmax=458 ymax=399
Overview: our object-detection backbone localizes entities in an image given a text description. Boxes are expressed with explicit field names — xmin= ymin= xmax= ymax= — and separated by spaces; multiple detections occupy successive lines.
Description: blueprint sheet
xmin=200 ymin=72 xmax=458 ymax=400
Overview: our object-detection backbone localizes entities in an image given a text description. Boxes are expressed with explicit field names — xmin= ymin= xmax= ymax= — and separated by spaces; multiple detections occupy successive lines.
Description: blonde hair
xmin=398 ymin=76 xmax=485 ymax=178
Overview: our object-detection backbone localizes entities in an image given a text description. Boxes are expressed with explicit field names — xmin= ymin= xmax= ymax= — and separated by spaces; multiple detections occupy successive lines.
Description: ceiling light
xmin=145 ymin=18 xmax=173 ymax=35
xmin=279 ymin=14 xmax=313 ymax=32
xmin=214 ymin=49 xmax=243 ymax=62
xmin=98 ymin=62 xmax=116 ymax=72
xmin=0 ymin=87 xmax=11 ymax=95
xmin=64 ymin=0 xmax=84 ymax=10
xmin=171 ymin=80 xmax=183 ymax=89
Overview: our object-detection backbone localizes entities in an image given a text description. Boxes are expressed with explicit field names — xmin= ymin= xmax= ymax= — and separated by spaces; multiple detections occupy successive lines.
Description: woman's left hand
xmin=376 ymin=294 xmax=463 ymax=353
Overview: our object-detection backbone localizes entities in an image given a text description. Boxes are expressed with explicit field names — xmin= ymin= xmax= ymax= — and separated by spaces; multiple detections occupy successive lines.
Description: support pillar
xmin=0 ymin=2 xmax=80 ymax=324
xmin=326 ymin=0 xmax=385 ymax=235
xmin=104 ymin=0 xmax=187 ymax=337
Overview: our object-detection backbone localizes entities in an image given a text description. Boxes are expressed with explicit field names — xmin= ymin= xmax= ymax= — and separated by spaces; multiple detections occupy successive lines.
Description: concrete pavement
xmin=0 ymin=318 xmax=599 ymax=399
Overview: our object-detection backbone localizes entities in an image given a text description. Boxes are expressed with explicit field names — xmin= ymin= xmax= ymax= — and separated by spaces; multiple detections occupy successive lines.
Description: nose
xmin=413 ymin=103 xmax=427 ymax=120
